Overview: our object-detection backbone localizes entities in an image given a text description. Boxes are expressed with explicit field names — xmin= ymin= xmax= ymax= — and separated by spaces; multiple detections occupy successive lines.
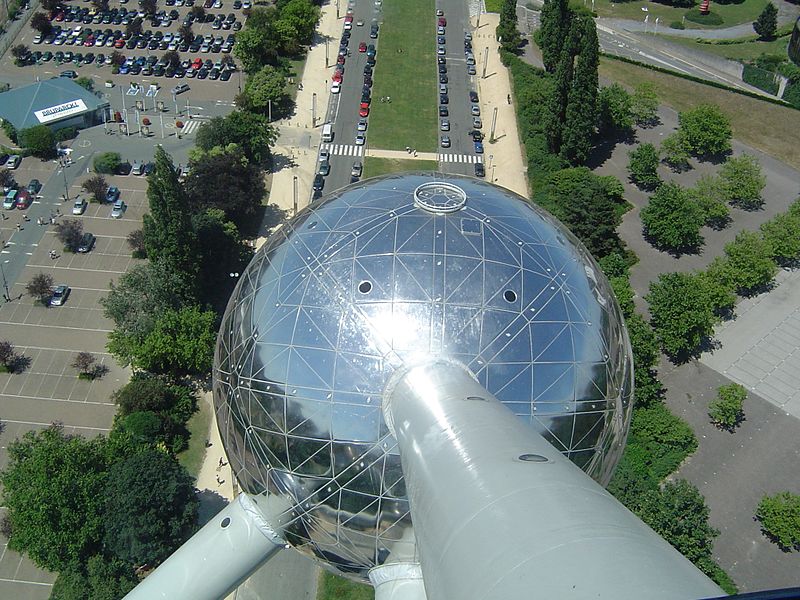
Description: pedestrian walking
xmin=507 ymin=94 xmax=511 ymax=104
xmin=50 ymin=250 xmax=57 ymax=259
xmin=50 ymin=216 xmax=55 ymax=225
xmin=216 ymin=475 xmax=224 ymax=486
xmin=23 ymin=215 xmax=30 ymax=222
xmin=36 ymin=217 xmax=41 ymax=225
xmin=16 ymin=222 xmax=21 ymax=231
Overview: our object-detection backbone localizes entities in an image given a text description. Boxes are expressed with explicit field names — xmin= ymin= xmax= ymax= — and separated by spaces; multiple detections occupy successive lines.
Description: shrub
xmin=755 ymin=492 xmax=800 ymax=550
xmin=684 ymin=9 xmax=724 ymax=25
xmin=18 ymin=125 xmax=56 ymax=159
xmin=678 ymin=104 xmax=732 ymax=157
xmin=660 ymin=132 xmax=691 ymax=172
xmin=54 ymin=127 xmax=77 ymax=142
xmin=93 ymin=152 xmax=121 ymax=174
xmin=669 ymin=20 xmax=686 ymax=29
xmin=641 ymin=182 xmax=705 ymax=252
xmin=708 ymin=383 xmax=746 ymax=429
xmin=627 ymin=143 xmax=661 ymax=189
xmin=782 ymin=81 xmax=800 ymax=109
xmin=719 ymin=230 xmax=777 ymax=294
xmin=742 ymin=63 xmax=779 ymax=95
xmin=718 ymin=154 xmax=766 ymax=210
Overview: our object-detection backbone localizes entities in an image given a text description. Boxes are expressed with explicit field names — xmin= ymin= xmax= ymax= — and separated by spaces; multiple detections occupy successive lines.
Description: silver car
xmin=111 ymin=199 xmax=126 ymax=218
xmin=72 ymin=198 xmax=88 ymax=215
xmin=49 ymin=285 xmax=70 ymax=306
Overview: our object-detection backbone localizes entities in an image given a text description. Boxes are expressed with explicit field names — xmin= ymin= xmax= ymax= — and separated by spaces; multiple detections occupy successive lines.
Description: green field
xmin=590 ymin=0 xmax=768 ymax=28
xmin=484 ymin=0 xmax=503 ymax=12
xmin=367 ymin=0 xmax=438 ymax=152
xmin=660 ymin=33 xmax=790 ymax=61
xmin=178 ymin=396 xmax=212 ymax=479
xmin=317 ymin=571 xmax=375 ymax=600
xmin=363 ymin=157 xmax=438 ymax=177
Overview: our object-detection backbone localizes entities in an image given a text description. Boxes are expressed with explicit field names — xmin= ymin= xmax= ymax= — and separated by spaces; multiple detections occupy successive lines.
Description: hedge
xmin=742 ymin=64 xmax=780 ymax=95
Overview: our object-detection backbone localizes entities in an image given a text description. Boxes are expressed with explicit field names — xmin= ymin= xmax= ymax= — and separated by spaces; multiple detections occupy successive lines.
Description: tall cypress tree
xmin=142 ymin=146 xmax=200 ymax=296
xmin=753 ymin=2 xmax=777 ymax=40
xmin=544 ymin=20 xmax=579 ymax=154
xmin=561 ymin=13 xmax=599 ymax=164
xmin=497 ymin=0 xmax=522 ymax=52
xmin=538 ymin=0 xmax=570 ymax=73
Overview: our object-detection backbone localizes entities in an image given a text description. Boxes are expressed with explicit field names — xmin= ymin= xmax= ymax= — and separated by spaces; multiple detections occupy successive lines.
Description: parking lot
xmin=0 ymin=159 xmax=152 ymax=598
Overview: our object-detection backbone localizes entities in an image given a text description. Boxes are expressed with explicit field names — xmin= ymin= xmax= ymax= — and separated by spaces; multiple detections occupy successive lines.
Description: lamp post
xmin=61 ymin=164 xmax=69 ymax=202
xmin=0 ymin=261 xmax=10 ymax=302
xmin=482 ymin=47 xmax=489 ymax=79
xmin=325 ymin=40 xmax=329 ymax=67
xmin=293 ymin=175 xmax=298 ymax=215
xmin=312 ymin=93 xmax=317 ymax=126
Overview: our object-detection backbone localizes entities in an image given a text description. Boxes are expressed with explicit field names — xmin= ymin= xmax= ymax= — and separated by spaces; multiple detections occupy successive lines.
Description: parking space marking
xmin=0 ymin=321 xmax=112 ymax=333
xmin=0 ymin=418 xmax=110 ymax=432
xmin=0 ymin=577 xmax=52 ymax=587
xmin=0 ymin=391 xmax=115 ymax=407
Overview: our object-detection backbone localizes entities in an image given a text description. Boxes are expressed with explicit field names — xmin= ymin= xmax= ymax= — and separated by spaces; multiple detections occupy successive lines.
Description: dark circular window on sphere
xmin=358 ymin=280 xmax=372 ymax=294
xmin=504 ymin=289 xmax=517 ymax=302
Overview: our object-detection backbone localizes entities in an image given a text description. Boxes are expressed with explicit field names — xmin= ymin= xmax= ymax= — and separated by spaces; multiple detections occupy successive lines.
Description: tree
xmin=627 ymin=143 xmax=661 ymax=189
xmin=184 ymin=149 xmax=266 ymax=230
xmin=719 ymin=230 xmax=777 ymax=293
xmin=141 ymin=0 xmax=157 ymax=15
xmin=179 ymin=24 xmax=193 ymax=43
xmin=196 ymin=111 xmax=277 ymax=164
xmin=190 ymin=6 xmax=206 ymax=21
xmin=277 ymin=0 xmax=320 ymax=47
xmin=135 ymin=306 xmax=217 ymax=376
xmin=91 ymin=0 xmax=109 ymax=11
xmin=496 ymin=0 xmax=522 ymax=52
xmin=162 ymin=50 xmax=181 ymax=70
xmin=126 ymin=16 xmax=143 ymax=37
xmin=11 ymin=44 xmax=29 ymax=60
xmin=560 ymin=12 xmax=599 ymax=165
xmin=18 ymin=125 xmax=55 ymax=159
xmin=636 ymin=480 xmax=719 ymax=564
xmin=41 ymin=0 xmax=61 ymax=11
xmin=31 ymin=12 xmax=53 ymax=35
xmin=536 ymin=167 xmax=626 ymax=259
xmin=220 ymin=53 xmax=235 ymax=68
xmin=142 ymin=146 xmax=199 ymax=288
xmin=538 ymin=0 xmax=571 ymax=72
xmin=755 ymin=492 xmax=800 ymax=550
xmin=50 ymin=555 xmax=137 ymax=600
xmin=94 ymin=152 xmax=121 ymax=174
xmin=109 ymin=50 xmax=125 ymax=66
xmin=113 ymin=375 xmax=197 ymax=424
xmin=699 ymin=260 xmax=737 ymax=316
xmin=688 ymin=175 xmax=729 ymax=229
xmin=54 ymin=218 xmax=84 ymax=252
xmin=678 ymin=104 xmax=732 ymax=157
xmin=708 ymin=383 xmax=746 ymax=430
xmin=753 ymin=2 xmax=778 ymax=40
xmin=103 ymin=449 xmax=198 ymax=567
xmin=0 ymin=340 xmax=16 ymax=370
xmin=26 ymin=273 xmax=54 ymax=305
xmin=596 ymin=83 xmax=633 ymax=134
xmin=640 ymin=183 xmax=705 ymax=252
xmin=760 ymin=211 xmax=800 ymax=265
xmin=72 ymin=352 xmax=97 ymax=377
xmin=234 ymin=7 xmax=281 ymax=72
xmin=718 ymin=154 xmax=766 ymax=210
xmin=0 ymin=168 xmax=16 ymax=191
xmin=82 ymin=175 xmax=108 ymax=202
xmin=630 ymin=82 xmax=660 ymax=126
xmin=0 ymin=425 xmax=108 ymax=572
xmin=646 ymin=272 xmax=717 ymax=358
xmin=241 ymin=65 xmax=291 ymax=117
xmin=75 ymin=76 xmax=94 ymax=91
xmin=659 ymin=131 xmax=691 ymax=172
xmin=127 ymin=229 xmax=146 ymax=258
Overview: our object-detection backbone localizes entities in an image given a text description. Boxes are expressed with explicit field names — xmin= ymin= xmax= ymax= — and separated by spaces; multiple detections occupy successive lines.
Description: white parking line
xmin=0 ymin=416 xmax=111 ymax=431
xmin=0 ymin=576 xmax=52 ymax=587
xmin=0 ymin=321 xmax=112 ymax=333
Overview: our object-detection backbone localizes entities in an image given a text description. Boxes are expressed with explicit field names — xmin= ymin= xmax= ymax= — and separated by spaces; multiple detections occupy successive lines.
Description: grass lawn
xmin=368 ymin=0 xmax=437 ymax=152
xmin=364 ymin=157 xmax=438 ymax=177
xmin=590 ymin=0 xmax=768 ymax=28
xmin=317 ymin=572 xmax=374 ymax=600
xmin=660 ymin=33 xmax=790 ymax=61
xmin=484 ymin=0 xmax=503 ymax=12
xmin=178 ymin=396 xmax=213 ymax=479
xmin=598 ymin=56 xmax=800 ymax=169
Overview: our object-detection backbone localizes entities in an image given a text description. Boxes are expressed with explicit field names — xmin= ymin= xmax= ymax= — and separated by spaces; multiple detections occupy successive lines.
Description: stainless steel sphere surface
xmin=213 ymin=173 xmax=633 ymax=581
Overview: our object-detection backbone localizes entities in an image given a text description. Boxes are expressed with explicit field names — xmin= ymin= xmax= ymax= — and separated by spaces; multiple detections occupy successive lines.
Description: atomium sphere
xmin=213 ymin=173 xmax=633 ymax=581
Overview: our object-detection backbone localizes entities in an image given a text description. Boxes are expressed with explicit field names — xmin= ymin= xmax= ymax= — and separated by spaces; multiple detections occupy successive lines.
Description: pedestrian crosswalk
xmin=180 ymin=120 xmax=201 ymax=135
xmin=438 ymin=153 xmax=483 ymax=163
xmin=321 ymin=143 xmax=364 ymax=157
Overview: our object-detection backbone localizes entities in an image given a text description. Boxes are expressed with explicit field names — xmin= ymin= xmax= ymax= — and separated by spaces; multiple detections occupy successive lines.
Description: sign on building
xmin=34 ymin=99 xmax=89 ymax=124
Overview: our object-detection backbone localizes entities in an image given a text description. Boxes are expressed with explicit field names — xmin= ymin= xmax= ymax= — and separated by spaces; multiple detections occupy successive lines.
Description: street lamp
xmin=0 ymin=261 xmax=10 ymax=302
xmin=61 ymin=164 xmax=69 ymax=202
xmin=293 ymin=175 xmax=298 ymax=215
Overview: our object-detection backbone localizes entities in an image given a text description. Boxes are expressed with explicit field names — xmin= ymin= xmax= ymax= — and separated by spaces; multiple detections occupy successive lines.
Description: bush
xmin=669 ymin=20 xmax=686 ymax=29
xmin=54 ymin=127 xmax=77 ymax=142
xmin=93 ymin=152 xmax=121 ymax=174
xmin=689 ymin=174 xmax=729 ymax=229
xmin=678 ymin=104 xmax=732 ymax=157
xmin=641 ymin=182 xmax=705 ymax=252
xmin=684 ymin=9 xmax=724 ymax=25
xmin=18 ymin=125 xmax=56 ymax=159
xmin=783 ymin=82 xmax=800 ymax=109
xmin=756 ymin=492 xmax=800 ymax=550
xmin=718 ymin=154 xmax=766 ymax=210
xmin=1 ymin=120 xmax=17 ymax=144
xmin=708 ymin=383 xmax=746 ymax=430
xmin=627 ymin=143 xmax=661 ymax=189
xmin=660 ymin=132 xmax=691 ymax=172
xmin=742 ymin=63 xmax=779 ymax=95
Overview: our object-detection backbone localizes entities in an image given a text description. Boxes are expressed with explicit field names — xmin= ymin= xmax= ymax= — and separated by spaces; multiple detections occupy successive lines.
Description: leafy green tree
xmin=755 ymin=492 xmax=800 ymax=550
xmin=103 ymin=449 xmax=198 ymax=567
xmin=196 ymin=111 xmax=278 ymax=165
xmin=718 ymin=154 xmax=766 ymax=210
xmin=54 ymin=219 xmax=84 ymax=253
xmin=185 ymin=150 xmax=266 ymax=232
xmin=760 ymin=210 xmax=800 ymax=265
xmin=630 ymin=82 xmax=659 ymax=126
xmin=719 ymin=230 xmax=777 ymax=294
xmin=646 ymin=271 xmax=716 ymax=358
xmin=0 ymin=425 xmax=108 ymax=572
xmin=31 ymin=12 xmax=53 ymax=35
xmin=134 ymin=306 xmax=218 ymax=376
xmin=678 ymin=104 xmax=732 ymax=157
xmin=627 ymin=143 xmax=661 ymax=189
xmin=538 ymin=0 xmax=571 ymax=72
xmin=81 ymin=175 xmax=108 ymax=203
xmin=697 ymin=261 xmax=737 ymax=316
xmin=51 ymin=555 xmax=137 ymax=600
xmin=75 ymin=77 xmax=94 ymax=91
xmin=126 ymin=16 xmax=143 ymax=37
xmin=560 ymin=12 xmax=599 ymax=165
xmin=93 ymin=152 xmax=121 ymax=174
xmin=659 ymin=131 xmax=691 ymax=172
xmin=536 ymin=167 xmax=626 ymax=259
xmin=233 ymin=6 xmax=281 ymax=72
xmin=142 ymin=147 xmax=199 ymax=290
xmin=26 ymin=272 xmax=54 ymax=305
xmin=241 ymin=65 xmax=291 ymax=117
xmin=114 ymin=375 xmax=198 ymax=425
xmin=753 ymin=2 xmax=778 ymax=40
xmin=277 ymin=0 xmax=320 ymax=47
xmin=636 ymin=480 xmax=719 ymax=564
xmin=0 ymin=340 xmax=17 ymax=370
xmin=640 ymin=183 xmax=705 ymax=252
xmin=688 ymin=174 xmax=729 ymax=229
xmin=18 ymin=125 xmax=55 ymax=159
xmin=496 ymin=0 xmax=522 ymax=52
xmin=11 ymin=44 xmax=29 ymax=60
xmin=596 ymin=83 xmax=633 ymax=134
xmin=141 ymin=0 xmax=156 ymax=14
xmin=708 ymin=383 xmax=746 ymax=430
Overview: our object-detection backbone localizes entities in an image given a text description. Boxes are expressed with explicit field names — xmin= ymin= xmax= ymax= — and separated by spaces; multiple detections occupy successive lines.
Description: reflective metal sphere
xmin=213 ymin=173 xmax=633 ymax=581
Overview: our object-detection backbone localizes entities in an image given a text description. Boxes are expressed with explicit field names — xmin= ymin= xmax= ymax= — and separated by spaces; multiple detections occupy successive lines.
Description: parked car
xmin=77 ymin=232 xmax=96 ymax=253
xmin=60 ymin=69 xmax=78 ymax=78
xmin=351 ymin=161 xmax=362 ymax=178
xmin=171 ymin=83 xmax=190 ymax=94
xmin=26 ymin=179 xmax=42 ymax=195
xmin=441 ymin=135 xmax=451 ymax=148
xmin=111 ymin=199 xmax=126 ymax=218
xmin=474 ymin=162 xmax=485 ymax=178
xmin=318 ymin=160 xmax=331 ymax=176
xmin=4 ymin=155 xmax=21 ymax=169
xmin=312 ymin=173 xmax=324 ymax=192
xmin=72 ymin=197 xmax=88 ymax=215
xmin=105 ymin=186 xmax=120 ymax=202
xmin=49 ymin=285 xmax=70 ymax=306
xmin=131 ymin=160 xmax=144 ymax=175
xmin=3 ymin=190 xmax=18 ymax=210
xmin=469 ymin=90 xmax=479 ymax=103
xmin=14 ymin=189 xmax=32 ymax=209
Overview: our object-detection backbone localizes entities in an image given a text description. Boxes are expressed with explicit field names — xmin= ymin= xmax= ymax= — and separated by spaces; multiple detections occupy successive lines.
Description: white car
xmin=357 ymin=119 xmax=367 ymax=131
xmin=72 ymin=198 xmax=88 ymax=215
xmin=331 ymin=81 xmax=341 ymax=94
xmin=355 ymin=133 xmax=365 ymax=146
xmin=319 ymin=149 xmax=330 ymax=162
xmin=111 ymin=199 xmax=126 ymax=219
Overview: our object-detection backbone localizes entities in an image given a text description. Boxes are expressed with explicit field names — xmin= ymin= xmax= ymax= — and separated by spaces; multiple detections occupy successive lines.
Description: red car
xmin=337 ymin=55 xmax=345 ymax=65
xmin=332 ymin=71 xmax=343 ymax=82
xmin=114 ymin=38 xmax=125 ymax=48
xmin=192 ymin=58 xmax=203 ymax=70
xmin=359 ymin=105 xmax=369 ymax=117
xmin=358 ymin=41 xmax=367 ymax=53
xmin=344 ymin=15 xmax=353 ymax=23
xmin=438 ymin=17 xmax=446 ymax=26
xmin=15 ymin=189 xmax=32 ymax=210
